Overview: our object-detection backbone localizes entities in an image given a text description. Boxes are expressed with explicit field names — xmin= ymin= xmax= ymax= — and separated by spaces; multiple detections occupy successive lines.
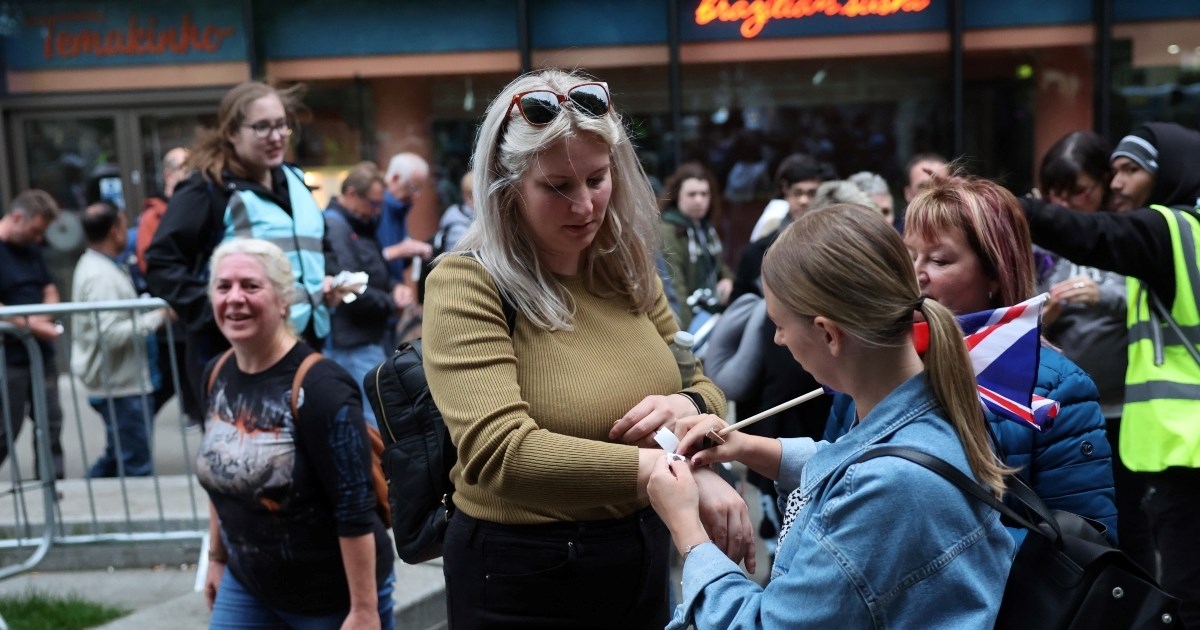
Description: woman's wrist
xmin=208 ymin=548 xmax=228 ymax=564
xmin=668 ymin=518 xmax=709 ymax=557
xmin=673 ymin=392 xmax=701 ymax=416
xmin=682 ymin=538 xmax=712 ymax=561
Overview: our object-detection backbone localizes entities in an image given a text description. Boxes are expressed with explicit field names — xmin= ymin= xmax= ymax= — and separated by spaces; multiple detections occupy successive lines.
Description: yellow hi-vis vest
xmin=1122 ymin=204 xmax=1200 ymax=472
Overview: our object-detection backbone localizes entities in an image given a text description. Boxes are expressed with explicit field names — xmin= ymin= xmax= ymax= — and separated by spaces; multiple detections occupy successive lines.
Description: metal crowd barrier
xmin=0 ymin=298 xmax=205 ymax=580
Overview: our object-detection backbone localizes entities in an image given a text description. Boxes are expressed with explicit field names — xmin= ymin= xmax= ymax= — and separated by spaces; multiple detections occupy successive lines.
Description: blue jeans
xmin=87 ymin=395 xmax=153 ymax=478
xmin=323 ymin=341 xmax=386 ymax=429
xmin=209 ymin=566 xmax=395 ymax=629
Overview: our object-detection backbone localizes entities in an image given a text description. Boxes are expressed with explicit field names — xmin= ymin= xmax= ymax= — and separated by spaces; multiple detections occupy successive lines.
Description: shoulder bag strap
xmin=291 ymin=352 xmax=325 ymax=419
xmin=1149 ymin=291 xmax=1200 ymax=367
xmin=855 ymin=446 xmax=1055 ymax=540
xmin=454 ymin=252 xmax=517 ymax=335
xmin=206 ymin=348 xmax=236 ymax=395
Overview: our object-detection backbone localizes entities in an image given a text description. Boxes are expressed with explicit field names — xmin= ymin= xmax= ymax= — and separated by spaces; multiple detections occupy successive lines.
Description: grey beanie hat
xmin=1111 ymin=128 xmax=1159 ymax=175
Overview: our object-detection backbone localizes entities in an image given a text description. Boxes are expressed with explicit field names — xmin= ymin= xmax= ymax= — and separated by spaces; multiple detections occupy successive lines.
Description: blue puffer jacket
xmin=825 ymin=345 xmax=1117 ymax=545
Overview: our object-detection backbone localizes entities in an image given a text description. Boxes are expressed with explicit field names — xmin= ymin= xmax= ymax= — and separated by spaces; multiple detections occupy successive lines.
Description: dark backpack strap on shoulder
xmin=206 ymin=348 xmax=236 ymax=395
xmin=500 ymin=292 xmax=517 ymax=335
xmin=432 ymin=252 xmax=517 ymax=335
xmin=855 ymin=446 xmax=1046 ymax=536
xmin=290 ymin=352 xmax=325 ymax=419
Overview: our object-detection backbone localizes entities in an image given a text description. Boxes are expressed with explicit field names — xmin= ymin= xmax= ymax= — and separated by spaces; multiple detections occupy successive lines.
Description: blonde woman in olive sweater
xmin=423 ymin=69 xmax=752 ymax=630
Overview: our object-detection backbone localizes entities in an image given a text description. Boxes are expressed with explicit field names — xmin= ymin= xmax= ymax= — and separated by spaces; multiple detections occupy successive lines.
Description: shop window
xmin=1111 ymin=39 xmax=1200 ymax=133
xmin=292 ymin=80 xmax=374 ymax=168
xmin=680 ymin=55 xmax=951 ymax=264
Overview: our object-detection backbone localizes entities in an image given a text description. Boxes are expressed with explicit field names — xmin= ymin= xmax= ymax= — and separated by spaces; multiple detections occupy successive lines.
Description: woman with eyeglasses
xmin=146 ymin=81 xmax=345 ymax=412
xmin=1037 ymin=131 xmax=1153 ymax=571
xmin=421 ymin=69 xmax=753 ymax=629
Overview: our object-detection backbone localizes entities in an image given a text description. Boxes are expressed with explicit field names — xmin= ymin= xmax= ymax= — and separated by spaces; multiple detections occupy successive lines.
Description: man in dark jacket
xmin=1022 ymin=122 xmax=1200 ymax=628
xmin=324 ymin=162 xmax=412 ymax=427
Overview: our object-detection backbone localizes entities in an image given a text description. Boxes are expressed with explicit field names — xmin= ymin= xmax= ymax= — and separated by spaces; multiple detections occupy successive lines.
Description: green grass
xmin=0 ymin=590 xmax=130 ymax=630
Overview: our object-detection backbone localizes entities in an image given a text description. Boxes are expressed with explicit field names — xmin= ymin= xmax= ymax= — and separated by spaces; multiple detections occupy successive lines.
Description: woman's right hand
xmin=204 ymin=560 xmax=224 ymax=611
xmin=648 ymin=456 xmax=709 ymax=558
xmin=673 ymin=414 xmax=743 ymax=465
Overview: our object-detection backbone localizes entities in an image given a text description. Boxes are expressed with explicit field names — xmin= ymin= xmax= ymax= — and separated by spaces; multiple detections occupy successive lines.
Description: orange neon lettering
xmin=695 ymin=0 xmax=932 ymax=38
xmin=39 ymin=11 xmax=236 ymax=60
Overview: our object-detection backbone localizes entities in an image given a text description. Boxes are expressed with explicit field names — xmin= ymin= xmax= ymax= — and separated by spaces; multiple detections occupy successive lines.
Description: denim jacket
xmin=671 ymin=374 xmax=1014 ymax=629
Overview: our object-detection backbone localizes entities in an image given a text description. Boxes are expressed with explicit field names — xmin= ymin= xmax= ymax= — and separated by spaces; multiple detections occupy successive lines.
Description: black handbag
xmin=856 ymin=446 xmax=1181 ymax=630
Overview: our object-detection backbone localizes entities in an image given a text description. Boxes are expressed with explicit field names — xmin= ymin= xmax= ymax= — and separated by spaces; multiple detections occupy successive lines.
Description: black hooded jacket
xmin=1022 ymin=122 xmax=1200 ymax=308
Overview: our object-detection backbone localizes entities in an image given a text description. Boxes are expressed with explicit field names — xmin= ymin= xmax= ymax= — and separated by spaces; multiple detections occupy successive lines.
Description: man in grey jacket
xmin=71 ymin=202 xmax=167 ymax=477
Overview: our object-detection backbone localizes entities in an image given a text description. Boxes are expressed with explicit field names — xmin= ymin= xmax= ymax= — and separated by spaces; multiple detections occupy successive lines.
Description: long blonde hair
xmin=454 ymin=69 xmax=659 ymax=331
xmin=762 ymin=204 xmax=1008 ymax=497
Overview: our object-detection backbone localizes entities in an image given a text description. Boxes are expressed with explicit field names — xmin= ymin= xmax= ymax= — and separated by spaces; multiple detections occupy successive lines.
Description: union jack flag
xmin=912 ymin=294 xmax=1059 ymax=431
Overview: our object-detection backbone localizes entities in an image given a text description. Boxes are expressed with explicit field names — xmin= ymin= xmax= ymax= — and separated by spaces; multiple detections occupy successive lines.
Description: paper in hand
xmin=654 ymin=428 xmax=687 ymax=462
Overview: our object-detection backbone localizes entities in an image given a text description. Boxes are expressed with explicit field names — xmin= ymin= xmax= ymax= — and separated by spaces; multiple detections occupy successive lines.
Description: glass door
xmin=9 ymin=111 xmax=130 ymax=316
xmin=133 ymin=108 xmax=215 ymax=210
xmin=7 ymin=106 xmax=214 ymax=312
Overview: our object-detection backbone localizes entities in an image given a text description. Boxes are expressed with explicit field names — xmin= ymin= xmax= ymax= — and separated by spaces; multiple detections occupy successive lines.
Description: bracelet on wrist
xmin=676 ymin=392 xmax=701 ymax=415
xmin=682 ymin=539 xmax=711 ymax=560
xmin=208 ymin=548 xmax=228 ymax=563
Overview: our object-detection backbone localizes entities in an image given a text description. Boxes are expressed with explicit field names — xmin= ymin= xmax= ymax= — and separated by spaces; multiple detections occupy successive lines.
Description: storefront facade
xmin=1 ymin=0 xmax=1197 ymax=268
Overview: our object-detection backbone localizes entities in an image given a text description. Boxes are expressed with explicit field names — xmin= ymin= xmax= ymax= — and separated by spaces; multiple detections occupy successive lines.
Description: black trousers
xmin=1144 ymin=467 xmax=1200 ymax=630
xmin=1 ymin=361 xmax=64 ymax=480
xmin=1106 ymin=417 xmax=1155 ymax=575
xmin=443 ymin=507 xmax=671 ymax=630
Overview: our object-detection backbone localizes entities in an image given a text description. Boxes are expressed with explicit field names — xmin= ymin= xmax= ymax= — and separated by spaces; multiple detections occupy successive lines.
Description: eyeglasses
xmin=509 ymin=82 xmax=611 ymax=126
xmin=242 ymin=120 xmax=293 ymax=139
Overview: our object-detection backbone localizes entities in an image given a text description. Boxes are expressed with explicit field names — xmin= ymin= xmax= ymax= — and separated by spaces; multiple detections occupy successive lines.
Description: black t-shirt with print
xmin=0 ymin=239 xmax=55 ymax=366
xmin=198 ymin=342 xmax=390 ymax=615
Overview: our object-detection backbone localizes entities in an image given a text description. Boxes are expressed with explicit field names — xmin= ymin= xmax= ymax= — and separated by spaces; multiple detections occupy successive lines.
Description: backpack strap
xmin=206 ymin=348 xmax=236 ymax=395
xmin=854 ymin=446 xmax=1049 ymax=538
xmin=422 ymin=252 xmax=517 ymax=335
xmin=290 ymin=352 xmax=325 ymax=419
xmin=290 ymin=350 xmax=391 ymax=526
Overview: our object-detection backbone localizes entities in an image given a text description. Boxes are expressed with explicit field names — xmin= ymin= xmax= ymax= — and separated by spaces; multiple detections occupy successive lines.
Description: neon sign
xmin=31 ymin=11 xmax=237 ymax=60
xmin=695 ymin=0 xmax=934 ymax=39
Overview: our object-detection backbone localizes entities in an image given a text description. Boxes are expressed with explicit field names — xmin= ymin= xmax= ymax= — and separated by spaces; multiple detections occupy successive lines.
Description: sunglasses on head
xmin=509 ymin=82 xmax=611 ymax=126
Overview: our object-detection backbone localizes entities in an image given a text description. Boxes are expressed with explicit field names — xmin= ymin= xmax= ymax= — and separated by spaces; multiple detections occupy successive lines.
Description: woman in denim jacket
xmin=825 ymin=172 xmax=1117 ymax=545
xmin=649 ymin=204 xmax=1014 ymax=629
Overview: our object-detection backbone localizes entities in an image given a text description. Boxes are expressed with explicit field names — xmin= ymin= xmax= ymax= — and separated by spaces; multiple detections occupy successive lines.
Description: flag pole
xmin=705 ymin=387 xmax=826 ymax=445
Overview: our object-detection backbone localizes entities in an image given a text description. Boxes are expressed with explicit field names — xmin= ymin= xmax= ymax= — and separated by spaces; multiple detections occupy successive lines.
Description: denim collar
xmin=799 ymin=372 xmax=937 ymax=496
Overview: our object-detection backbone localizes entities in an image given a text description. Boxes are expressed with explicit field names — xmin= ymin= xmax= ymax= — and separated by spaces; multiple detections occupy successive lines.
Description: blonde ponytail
xmin=762 ymin=203 xmax=1012 ymax=498
xmin=919 ymin=298 xmax=1012 ymax=498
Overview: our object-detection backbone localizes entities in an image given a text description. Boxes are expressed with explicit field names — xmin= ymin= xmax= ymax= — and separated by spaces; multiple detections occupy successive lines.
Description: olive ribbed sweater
xmin=423 ymin=255 xmax=726 ymax=525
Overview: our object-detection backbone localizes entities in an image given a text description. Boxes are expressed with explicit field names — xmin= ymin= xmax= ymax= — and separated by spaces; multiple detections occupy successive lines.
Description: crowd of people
xmin=2 ymin=67 xmax=1199 ymax=629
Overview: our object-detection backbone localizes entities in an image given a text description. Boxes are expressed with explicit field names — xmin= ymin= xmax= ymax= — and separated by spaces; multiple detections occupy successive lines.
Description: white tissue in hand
xmin=332 ymin=270 xmax=369 ymax=288
xmin=654 ymin=427 xmax=679 ymax=453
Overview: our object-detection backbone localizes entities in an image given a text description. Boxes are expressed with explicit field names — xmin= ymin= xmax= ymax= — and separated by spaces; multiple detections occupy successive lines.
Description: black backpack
xmin=364 ymin=293 xmax=516 ymax=564
xmin=856 ymin=446 xmax=1181 ymax=630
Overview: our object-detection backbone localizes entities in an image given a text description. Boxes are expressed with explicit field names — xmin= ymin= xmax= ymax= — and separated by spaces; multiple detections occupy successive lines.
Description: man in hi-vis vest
xmin=1021 ymin=122 xmax=1200 ymax=629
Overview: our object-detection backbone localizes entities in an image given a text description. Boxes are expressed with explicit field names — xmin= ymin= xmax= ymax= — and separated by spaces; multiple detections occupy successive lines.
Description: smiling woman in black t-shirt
xmin=197 ymin=237 xmax=393 ymax=630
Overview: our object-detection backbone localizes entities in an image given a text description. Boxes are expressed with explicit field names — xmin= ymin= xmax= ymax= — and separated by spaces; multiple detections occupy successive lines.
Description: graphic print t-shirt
xmin=197 ymin=342 xmax=389 ymax=615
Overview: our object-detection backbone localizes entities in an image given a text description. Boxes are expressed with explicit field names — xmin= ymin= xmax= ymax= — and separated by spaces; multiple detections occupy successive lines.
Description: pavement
xmin=0 ymin=376 xmax=768 ymax=628
xmin=0 ymin=374 xmax=450 ymax=629
xmin=0 ymin=560 xmax=449 ymax=630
